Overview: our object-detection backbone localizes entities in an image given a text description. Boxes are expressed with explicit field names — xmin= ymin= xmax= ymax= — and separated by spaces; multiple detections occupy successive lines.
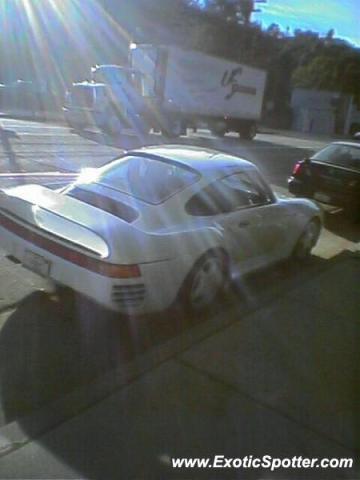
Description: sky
xmin=252 ymin=0 xmax=360 ymax=47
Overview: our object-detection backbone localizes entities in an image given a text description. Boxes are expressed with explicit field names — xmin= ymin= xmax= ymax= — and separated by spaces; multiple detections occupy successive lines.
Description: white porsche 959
xmin=0 ymin=146 xmax=321 ymax=314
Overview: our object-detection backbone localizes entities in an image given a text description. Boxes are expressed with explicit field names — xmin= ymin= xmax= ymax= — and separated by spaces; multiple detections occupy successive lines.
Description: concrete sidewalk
xmin=0 ymin=253 xmax=359 ymax=479
xmin=258 ymin=126 xmax=350 ymax=143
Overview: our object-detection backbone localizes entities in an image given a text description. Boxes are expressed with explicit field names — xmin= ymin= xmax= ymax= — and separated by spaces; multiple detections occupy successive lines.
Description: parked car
xmin=288 ymin=141 xmax=360 ymax=219
xmin=0 ymin=146 xmax=321 ymax=314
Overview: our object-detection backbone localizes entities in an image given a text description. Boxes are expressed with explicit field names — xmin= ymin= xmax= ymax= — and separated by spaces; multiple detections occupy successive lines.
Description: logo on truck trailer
xmin=221 ymin=67 xmax=257 ymax=100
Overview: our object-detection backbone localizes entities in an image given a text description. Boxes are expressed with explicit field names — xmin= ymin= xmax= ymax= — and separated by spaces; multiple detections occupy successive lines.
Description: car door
xmin=185 ymin=170 xmax=289 ymax=271
xmin=209 ymin=171 xmax=288 ymax=271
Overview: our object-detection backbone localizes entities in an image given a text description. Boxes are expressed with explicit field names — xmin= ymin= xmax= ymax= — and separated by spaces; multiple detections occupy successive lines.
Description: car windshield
xmin=313 ymin=144 xmax=360 ymax=171
xmin=94 ymin=155 xmax=200 ymax=204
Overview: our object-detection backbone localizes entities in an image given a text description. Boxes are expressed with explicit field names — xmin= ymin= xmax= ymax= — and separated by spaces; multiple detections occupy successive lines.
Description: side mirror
xmin=353 ymin=132 xmax=360 ymax=141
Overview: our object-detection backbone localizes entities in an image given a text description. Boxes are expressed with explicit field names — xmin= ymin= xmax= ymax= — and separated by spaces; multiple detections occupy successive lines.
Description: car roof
xmin=329 ymin=141 xmax=360 ymax=149
xmin=129 ymin=145 xmax=255 ymax=179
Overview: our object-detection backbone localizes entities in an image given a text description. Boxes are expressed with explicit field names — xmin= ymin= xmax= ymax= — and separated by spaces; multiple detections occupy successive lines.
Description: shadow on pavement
xmin=0 ymin=127 xmax=20 ymax=172
xmin=324 ymin=210 xmax=360 ymax=243
xmin=0 ymin=291 xmax=128 ymax=424
xmin=0 ymin=253 xmax=359 ymax=478
xmin=0 ymin=287 xmax=212 ymax=425
xmin=0 ymin=255 xmax=326 ymax=426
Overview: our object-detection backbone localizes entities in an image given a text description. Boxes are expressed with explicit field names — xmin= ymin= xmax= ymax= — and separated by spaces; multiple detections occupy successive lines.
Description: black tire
xmin=161 ymin=118 xmax=183 ymax=138
xmin=210 ymin=122 xmax=227 ymax=137
xmin=239 ymin=123 xmax=257 ymax=140
xmin=179 ymin=251 xmax=229 ymax=312
xmin=101 ymin=104 xmax=127 ymax=135
xmin=102 ymin=113 xmax=122 ymax=135
xmin=65 ymin=117 xmax=82 ymax=131
xmin=350 ymin=123 xmax=360 ymax=136
xmin=292 ymin=219 xmax=321 ymax=260
xmin=344 ymin=204 xmax=360 ymax=223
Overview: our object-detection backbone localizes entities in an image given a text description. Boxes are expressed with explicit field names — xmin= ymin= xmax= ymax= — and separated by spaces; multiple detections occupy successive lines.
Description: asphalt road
xmin=0 ymin=117 xmax=359 ymax=428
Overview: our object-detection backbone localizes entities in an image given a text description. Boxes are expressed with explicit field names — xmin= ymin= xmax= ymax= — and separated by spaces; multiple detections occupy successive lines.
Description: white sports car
xmin=0 ymin=146 xmax=321 ymax=314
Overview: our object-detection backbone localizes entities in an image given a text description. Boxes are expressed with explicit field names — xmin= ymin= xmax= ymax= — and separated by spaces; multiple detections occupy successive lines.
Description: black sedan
xmin=288 ymin=142 xmax=360 ymax=219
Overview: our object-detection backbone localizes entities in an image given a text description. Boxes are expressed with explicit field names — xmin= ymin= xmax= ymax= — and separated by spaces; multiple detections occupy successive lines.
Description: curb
xmin=258 ymin=126 xmax=349 ymax=143
xmin=0 ymin=110 xmax=65 ymax=125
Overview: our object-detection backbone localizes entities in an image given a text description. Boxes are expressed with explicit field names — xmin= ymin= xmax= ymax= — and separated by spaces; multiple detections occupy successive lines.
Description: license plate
xmin=23 ymin=250 xmax=51 ymax=277
xmin=314 ymin=192 xmax=331 ymax=203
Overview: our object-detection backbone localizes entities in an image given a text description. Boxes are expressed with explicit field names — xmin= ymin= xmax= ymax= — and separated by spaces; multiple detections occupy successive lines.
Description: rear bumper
xmin=288 ymin=176 xmax=312 ymax=197
xmin=0 ymin=225 xmax=184 ymax=315
xmin=288 ymin=176 xmax=360 ymax=210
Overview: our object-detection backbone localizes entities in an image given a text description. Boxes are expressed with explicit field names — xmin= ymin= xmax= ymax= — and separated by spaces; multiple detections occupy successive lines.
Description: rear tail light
xmin=96 ymin=263 xmax=141 ymax=278
xmin=292 ymin=161 xmax=304 ymax=175
xmin=0 ymin=211 xmax=141 ymax=278
xmin=68 ymin=251 xmax=141 ymax=278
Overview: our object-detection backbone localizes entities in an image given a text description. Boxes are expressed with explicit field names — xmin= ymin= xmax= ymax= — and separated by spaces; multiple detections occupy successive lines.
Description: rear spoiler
xmin=0 ymin=185 xmax=109 ymax=258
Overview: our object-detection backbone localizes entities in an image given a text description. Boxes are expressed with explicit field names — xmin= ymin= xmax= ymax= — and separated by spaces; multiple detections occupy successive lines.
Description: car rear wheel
xmin=180 ymin=252 xmax=228 ymax=311
xmin=292 ymin=219 xmax=320 ymax=260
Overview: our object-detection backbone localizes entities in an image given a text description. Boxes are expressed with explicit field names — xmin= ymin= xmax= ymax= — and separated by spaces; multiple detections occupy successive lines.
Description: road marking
xmin=20 ymin=133 xmax=75 ymax=136
xmin=0 ymin=118 xmax=65 ymax=127
xmin=0 ymin=172 xmax=77 ymax=178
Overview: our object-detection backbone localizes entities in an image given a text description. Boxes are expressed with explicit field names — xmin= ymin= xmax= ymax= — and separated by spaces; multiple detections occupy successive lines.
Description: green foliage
xmin=292 ymin=56 xmax=340 ymax=89
xmin=292 ymin=47 xmax=360 ymax=102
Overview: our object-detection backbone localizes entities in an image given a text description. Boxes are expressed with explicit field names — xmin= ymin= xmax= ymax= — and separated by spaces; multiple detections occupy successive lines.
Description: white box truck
xmin=64 ymin=44 xmax=267 ymax=139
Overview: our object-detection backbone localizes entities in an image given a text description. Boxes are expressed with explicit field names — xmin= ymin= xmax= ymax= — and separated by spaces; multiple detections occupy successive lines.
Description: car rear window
xmin=313 ymin=144 xmax=360 ymax=171
xmin=95 ymin=155 xmax=200 ymax=204
xmin=66 ymin=187 xmax=139 ymax=223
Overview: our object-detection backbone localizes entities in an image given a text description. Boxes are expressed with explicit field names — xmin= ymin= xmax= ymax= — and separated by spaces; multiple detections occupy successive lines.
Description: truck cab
xmin=64 ymin=65 xmax=151 ymax=134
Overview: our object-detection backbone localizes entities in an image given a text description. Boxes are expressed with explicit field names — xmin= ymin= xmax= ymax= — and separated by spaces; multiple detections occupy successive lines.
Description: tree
xmin=199 ymin=0 xmax=266 ymax=25
xmin=266 ymin=23 xmax=282 ymax=38
xmin=238 ymin=0 xmax=254 ymax=25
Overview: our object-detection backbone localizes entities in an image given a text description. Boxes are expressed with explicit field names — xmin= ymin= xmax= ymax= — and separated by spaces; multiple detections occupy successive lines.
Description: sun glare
xmin=1 ymin=0 xmax=132 ymax=92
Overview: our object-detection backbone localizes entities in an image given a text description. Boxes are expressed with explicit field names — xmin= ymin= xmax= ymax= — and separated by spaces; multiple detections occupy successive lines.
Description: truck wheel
xmin=239 ymin=124 xmax=257 ymax=140
xmin=210 ymin=122 xmax=227 ymax=137
xmin=350 ymin=123 xmax=360 ymax=136
xmin=66 ymin=117 xmax=81 ymax=131
xmin=161 ymin=118 xmax=183 ymax=138
xmin=103 ymin=114 xmax=123 ymax=136
xmin=101 ymin=106 xmax=125 ymax=136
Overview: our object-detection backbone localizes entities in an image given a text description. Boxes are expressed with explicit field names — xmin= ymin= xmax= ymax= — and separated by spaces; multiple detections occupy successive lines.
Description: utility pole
xmin=246 ymin=0 xmax=267 ymax=24
xmin=230 ymin=0 xmax=268 ymax=26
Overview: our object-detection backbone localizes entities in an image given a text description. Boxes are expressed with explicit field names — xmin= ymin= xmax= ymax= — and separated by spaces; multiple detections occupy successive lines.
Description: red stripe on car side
xmin=0 ymin=212 xmax=140 ymax=278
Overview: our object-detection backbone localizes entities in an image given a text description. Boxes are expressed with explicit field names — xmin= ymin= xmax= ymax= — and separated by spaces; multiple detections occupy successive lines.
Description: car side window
xmin=313 ymin=144 xmax=360 ymax=171
xmin=186 ymin=171 xmax=271 ymax=216
xmin=221 ymin=172 xmax=271 ymax=206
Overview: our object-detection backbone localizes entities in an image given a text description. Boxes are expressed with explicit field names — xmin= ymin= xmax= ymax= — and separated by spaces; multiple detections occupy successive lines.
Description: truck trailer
xmin=64 ymin=44 xmax=267 ymax=139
